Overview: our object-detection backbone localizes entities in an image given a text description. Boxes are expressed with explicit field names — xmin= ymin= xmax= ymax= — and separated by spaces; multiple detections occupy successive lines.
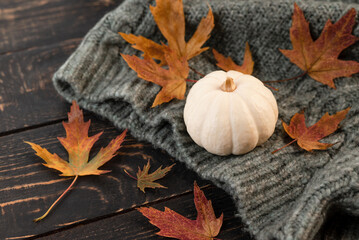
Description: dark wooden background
xmin=0 ymin=0 xmax=356 ymax=239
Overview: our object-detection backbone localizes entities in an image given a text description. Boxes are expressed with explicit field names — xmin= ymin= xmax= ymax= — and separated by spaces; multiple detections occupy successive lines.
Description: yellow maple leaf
xmin=25 ymin=101 xmax=127 ymax=221
xmin=124 ymin=160 xmax=174 ymax=193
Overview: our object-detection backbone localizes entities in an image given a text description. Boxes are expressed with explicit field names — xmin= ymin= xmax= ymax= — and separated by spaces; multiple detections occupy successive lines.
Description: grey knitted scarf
xmin=53 ymin=0 xmax=359 ymax=239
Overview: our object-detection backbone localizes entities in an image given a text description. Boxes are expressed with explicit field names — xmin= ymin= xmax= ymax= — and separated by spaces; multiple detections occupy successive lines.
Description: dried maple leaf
xmin=280 ymin=3 xmax=359 ymax=89
xmin=272 ymin=107 xmax=350 ymax=153
xmin=124 ymin=160 xmax=174 ymax=193
xmin=120 ymin=33 xmax=167 ymax=65
xmin=212 ymin=44 xmax=279 ymax=91
xmin=138 ymin=182 xmax=223 ymax=240
xmin=25 ymin=101 xmax=127 ymax=222
xmin=121 ymin=47 xmax=189 ymax=107
xmin=120 ymin=0 xmax=214 ymax=64
xmin=212 ymin=42 xmax=254 ymax=74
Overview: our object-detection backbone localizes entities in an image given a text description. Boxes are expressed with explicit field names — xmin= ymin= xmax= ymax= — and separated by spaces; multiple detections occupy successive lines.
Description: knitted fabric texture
xmin=53 ymin=0 xmax=359 ymax=239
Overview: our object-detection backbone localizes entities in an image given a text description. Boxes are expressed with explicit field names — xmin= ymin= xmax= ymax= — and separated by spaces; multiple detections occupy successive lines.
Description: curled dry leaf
xmin=280 ymin=3 xmax=359 ymax=88
xmin=120 ymin=33 xmax=166 ymax=65
xmin=124 ymin=160 xmax=175 ymax=193
xmin=212 ymin=42 xmax=254 ymax=75
xmin=138 ymin=182 xmax=223 ymax=240
xmin=272 ymin=107 xmax=350 ymax=153
xmin=213 ymin=43 xmax=278 ymax=90
xmin=25 ymin=101 xmax=127 ymax=221
xmin=120 ymin=0 xmax=214 ymax=65
xmin=121 ymin=47 xmax=189 ymax=107
xmin=119 ymin=0 xmax=214 ymax=107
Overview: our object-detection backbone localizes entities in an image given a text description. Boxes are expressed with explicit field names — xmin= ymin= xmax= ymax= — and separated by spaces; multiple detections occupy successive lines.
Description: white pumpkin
xmin=183 ymin=70 xmax=278 ymax=155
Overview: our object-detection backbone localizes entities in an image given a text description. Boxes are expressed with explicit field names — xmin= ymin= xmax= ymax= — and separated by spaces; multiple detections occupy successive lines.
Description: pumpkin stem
xmin=220 ymin=77 xmax=237 ymax=92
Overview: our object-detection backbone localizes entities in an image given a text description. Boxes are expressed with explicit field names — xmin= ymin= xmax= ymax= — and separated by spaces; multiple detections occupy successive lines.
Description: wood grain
xmin=0 ymin=117 xmax=209 ymax=239
xmin=0 ymin=0 xmax=119 ymax=54
xmin=314 ymin=208 xmax=359 ymax=240
xmin=0 ymin=39 xmax=79 ymax=133
xmin=1 ymin=0 xmax=357 ymax=239
xmin=36 ymin=186 xmax=253 ymax=240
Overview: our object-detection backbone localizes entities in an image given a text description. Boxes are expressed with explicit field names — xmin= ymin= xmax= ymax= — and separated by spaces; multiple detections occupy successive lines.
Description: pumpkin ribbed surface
xmin=184 ymin=70 xmax=278 ymax=155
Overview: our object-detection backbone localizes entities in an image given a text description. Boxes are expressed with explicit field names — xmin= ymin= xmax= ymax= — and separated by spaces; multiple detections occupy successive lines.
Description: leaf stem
xmin=124 ymin=169 xmax=137 ymax=180
xmin=271 ymin=139 xmax=298 ymax=154
xmin=263 ymin=71 xmax=307 ymax=84
xmin=264 ymin=83 xmax=279 ymax=91
xmin=189 ymin=66 xmax=205 ymax=77
xmin=186 ymin=79 xmax=198 ymax=83
xmin=34 ymin=175 xmax=78 ymax=222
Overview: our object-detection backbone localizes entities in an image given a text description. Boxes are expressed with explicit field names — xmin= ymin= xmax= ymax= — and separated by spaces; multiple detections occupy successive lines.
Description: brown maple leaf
xmin=121 ymin=47 xmax=189 ymax=107
xmin=25 ymin=101 xmax=127 ymax=222
xmin=120 ymin=33 xmax=166 ymax=65
xmin=212 ymin=42 xmax=254 ymax=75
xmin=119 ymin=0 xmax=214 ymax=65
xmin=138 ymin=182 xmax=223 ymax=240
xmin=124 ymin=160 xmax=175 ymax=193
xmin=272 ymin=107 xmax=350 ymax=153
xmin=280 ymin=3 xmax=359 ymax=89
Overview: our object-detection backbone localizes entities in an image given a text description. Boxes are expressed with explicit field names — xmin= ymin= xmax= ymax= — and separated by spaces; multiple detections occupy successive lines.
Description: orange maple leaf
xmin=138 ymin=182 xmax=223 ymax=240
xmin=121 ymin=47 xmax=189 ymax=107
xmin=280 ymin=3 xmax=359 ymax=89
xmin=272 ymin=107 xmax=350 ymax=153
xmin=120 ymin=0 xmax=214 ymax=65
xmin=25 ymin=101 xmax=127 ymax=221
xmin=124 ymin=160 xmax=175 ymax=193
xmin=212 ymin=42 xmax=254 ymax=75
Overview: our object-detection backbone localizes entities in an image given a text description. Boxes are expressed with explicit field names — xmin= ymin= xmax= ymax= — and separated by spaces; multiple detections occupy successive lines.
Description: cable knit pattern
xmin=53 ymin=0 xmax=359 ymax=239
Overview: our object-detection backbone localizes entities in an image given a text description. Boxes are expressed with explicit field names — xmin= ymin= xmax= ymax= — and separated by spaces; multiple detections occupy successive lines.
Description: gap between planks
xmin=26 ymin=184 xmax=212 ymax=239
xmin=0 ymin=111 xmax=93 ymax=138
xmin=0 ymin=37 xmax=86 ymax=137
xmin=0 ymin=118 xmax=67 ymax=138
xmin=0 ymin=38 xmax=83 ymax=57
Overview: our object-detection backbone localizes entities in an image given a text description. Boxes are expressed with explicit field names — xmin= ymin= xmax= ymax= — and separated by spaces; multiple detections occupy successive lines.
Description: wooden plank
xmin=0 ymin=0 xmax=122 ymax=132
xmin=314 ymin=209 xmax=359 ymax=240
xmin=37 ymin=186 xmax=253 ymax=240
xmin=0 ymin=0 xmax=119 ymax=54
xmin=38 ymin=197 xmax=359 ymax=240
xmin=0 ymin=39 xmax=80 ymax=133
xmin=0 ymin=118 xmax=209 ymax=239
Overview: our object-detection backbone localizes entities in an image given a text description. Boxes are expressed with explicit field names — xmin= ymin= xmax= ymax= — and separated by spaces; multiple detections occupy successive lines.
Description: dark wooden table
xmin=0 ymin=1 xmax=356 ymax=239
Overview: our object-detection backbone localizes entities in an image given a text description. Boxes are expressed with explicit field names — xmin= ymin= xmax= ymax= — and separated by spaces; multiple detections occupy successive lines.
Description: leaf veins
xmin=124 ymin=160 xmax=174 ymax=193
xmin=212 ymin=42 xmax=254 ymax=75
xmin=119 ymin=0 xmax=214 ymax=106
xmin=121 ymin=47 xmax=189 ymax=107
xmin=272 ymin=107 xmax=350 ymax=153
xmin=120 ymin=0 xmax=214 ymax=64
xmin=280 ymin=3 xmax=359 ymax=88
xmin=138 ymin=182 xmax=223 ymax=240
xmin=25 ymin=101 xmax=127 ymax=221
